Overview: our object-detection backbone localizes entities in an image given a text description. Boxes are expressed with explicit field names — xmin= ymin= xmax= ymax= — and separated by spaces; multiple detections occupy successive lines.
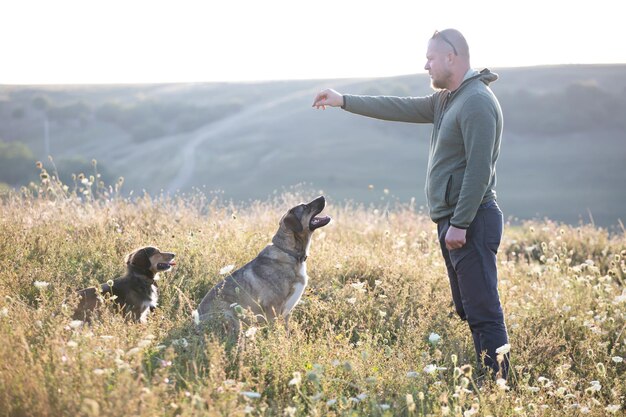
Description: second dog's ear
xmin=283 ymin=212 xmax=303 ymax=233
xmin=128 ymin=248 xmax=152 ymax=270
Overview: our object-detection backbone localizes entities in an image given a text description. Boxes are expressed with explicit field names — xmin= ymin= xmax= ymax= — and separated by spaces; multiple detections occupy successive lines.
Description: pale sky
xmin=2 ymin=0 xmax=624 ymax=85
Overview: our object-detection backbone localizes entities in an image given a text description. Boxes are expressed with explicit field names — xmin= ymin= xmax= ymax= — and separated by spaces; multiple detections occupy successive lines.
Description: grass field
xmin=0 ymin=170 xmax=625 ymax=416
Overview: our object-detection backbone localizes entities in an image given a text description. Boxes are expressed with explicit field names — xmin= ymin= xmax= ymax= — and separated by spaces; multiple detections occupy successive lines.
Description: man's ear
xmin=283 ymin=212 xmax=303 ymax=233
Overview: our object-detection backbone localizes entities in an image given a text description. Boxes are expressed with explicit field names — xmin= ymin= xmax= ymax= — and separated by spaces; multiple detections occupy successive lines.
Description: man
xmin=312 ymin=29 xmax=509 ymax=379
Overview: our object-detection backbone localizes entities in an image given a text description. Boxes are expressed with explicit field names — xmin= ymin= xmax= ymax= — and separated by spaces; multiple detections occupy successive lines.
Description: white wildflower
xmin=346 ymin=297 xmax=357 ymax=304
xmin=219 ymin=264 xmax=235 ymax=275
xmin=245 ymin=326 xmax=258 ymax=338
xmin=406 ymin=371 xmax=419 ymax=378
xmin=496 ymin=378 xmax=509 ymax=391
xmin=428 ymin=332 xmax=441 ymax=345
xmin=326 ymin=399 xmax=337 ymax=407
xmin=192 ymin=310 xmax=200 ymax=325
xmin=611 ymin=356 xmax=623 ymax=363
xmin=606 ymin=405 xmax=621 ymax=414
xmin=66 ymin=340 xmax=78 ymax=348
xmin=172 ymin=338 xmax=189 ymax=348
xmin=288 ymin=372 xmax=301 ymax=386
xmin=587 ymin=380 xmax=601 ymax=392
xmin=241 ymin=391 xmax=261 ymax=399
xmin=34 ymin=281 xmax=49 ymax=289
xmin=423 ymin=364 xmax=437 ymax=374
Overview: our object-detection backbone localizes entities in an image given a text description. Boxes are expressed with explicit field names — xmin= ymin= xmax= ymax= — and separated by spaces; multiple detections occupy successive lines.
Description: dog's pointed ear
xmin=283 ymin=212 xmax=303 ymax=233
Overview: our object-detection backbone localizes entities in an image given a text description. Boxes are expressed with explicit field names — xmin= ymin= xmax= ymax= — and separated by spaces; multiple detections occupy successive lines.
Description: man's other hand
xmin=312 ymin=88 xmax=343 ymax=109
xmin=445 ymin=225 xmax=467 ymax=250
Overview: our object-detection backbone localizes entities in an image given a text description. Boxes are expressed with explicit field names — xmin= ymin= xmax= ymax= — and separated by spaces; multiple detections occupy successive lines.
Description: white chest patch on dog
xmin=139 ymin=284 xmax=158 ymax=323
xmin=283 ymin=264 xmax=308 ymax=317
xmin=283 ymin=282 xmax=306 ymax=317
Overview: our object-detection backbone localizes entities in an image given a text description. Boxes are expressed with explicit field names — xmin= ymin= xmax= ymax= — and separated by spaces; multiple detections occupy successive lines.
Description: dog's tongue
xmin=169 ymin=261 xmax=176 ymax=266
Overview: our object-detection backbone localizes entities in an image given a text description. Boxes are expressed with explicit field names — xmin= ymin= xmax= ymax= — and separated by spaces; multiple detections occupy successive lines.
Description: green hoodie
xmin=343 ymin=69 xmax=502 ymax=229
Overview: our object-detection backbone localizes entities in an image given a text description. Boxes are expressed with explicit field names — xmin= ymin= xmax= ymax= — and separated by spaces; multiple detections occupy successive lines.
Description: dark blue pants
xmin=437 ymin=200 xmax=509 ymax=378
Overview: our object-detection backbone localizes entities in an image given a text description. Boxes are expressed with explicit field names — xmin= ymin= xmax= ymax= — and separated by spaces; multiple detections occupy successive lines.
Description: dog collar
xmin=272 ymin=244 xmax=307 ymax=263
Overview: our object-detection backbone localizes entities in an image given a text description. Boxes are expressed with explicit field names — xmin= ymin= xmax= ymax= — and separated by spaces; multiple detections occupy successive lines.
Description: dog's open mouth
xmin=310 ymin=215 xmax=331 ymax=230
xmin=157 ymin=261 xmax=176 ymax=271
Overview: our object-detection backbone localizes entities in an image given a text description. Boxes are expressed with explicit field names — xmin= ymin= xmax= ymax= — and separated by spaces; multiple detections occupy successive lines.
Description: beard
xmin=430 ymin=68 xmax=453 ymax=90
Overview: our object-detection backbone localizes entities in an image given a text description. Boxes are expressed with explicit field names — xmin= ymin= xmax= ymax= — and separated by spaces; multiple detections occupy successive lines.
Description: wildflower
xmin=417 ymin=392 xmax=424 ymax=401
xmin=244 ymin=405 xmax=254 ymax=414
xmin=406 ymin=371 xmax=419 ymax=378
xmin=346 ymin=297 xmax=357 ymax=304
xmin=586 ymin=381 xmax=601 ymax=393
xmin=441 ymin=406 xmax=450 ymax=416
xmin=171 ymin=338 xmax=189 ymax=348
xmin=245 ymin=326 xmax=258 ymax=338
xmin=357 ymin=393 xmax=367 ymax=401
xmin=34 ymin=281 xmax=50 ymax=289
xmin=537 ymin=376 xmax=552 ymax=387
xmin=611 ymin=356 xmax=623 ymax=363
xmin=428 ymin=332 xmax=441 ymax=345
xmin=67 ymin=340 xmax=78 ymax=348
xmin=219 ymin=265 xmax=235 ymax=275
xmin=241 ymin=391 xmax=261 ymax=399
xmin=0 ymin=307 xmax=7 ymax=317
xmin=464 ymin=407 xmax=478 ymax=417
xmin=326 ymin=399 xmax=337 ymax=407
xmin=406 ymin=394 xmax=416 ymax=412
xmin=93 ymin=368 xmax=106 ymax=375
xmin=284 ymin=406 xmax=297 ymax=417
xmin=191 ymin=310 xmax=200 ymax=325
xmin=423 ymin=364 xmax=437 ymax=374
xmin=606 ymin=405 xmax=621 ymax=414
xmin=379 ymin=310 xmax=387 ymax=318
xmin=288 ymin=372 xmax=301 ymax=386
xmin=379 ymin=404 xmax=390 ymax=410
xmin=350 ymin=282 xmax=366 ymax=291
xmin=496 ymin=378 xmax=509 ymax=391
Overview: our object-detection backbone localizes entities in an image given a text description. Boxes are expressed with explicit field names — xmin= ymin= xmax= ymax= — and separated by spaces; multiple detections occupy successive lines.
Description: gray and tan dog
xmin=196 ymin=196 xmax=331 ymax=333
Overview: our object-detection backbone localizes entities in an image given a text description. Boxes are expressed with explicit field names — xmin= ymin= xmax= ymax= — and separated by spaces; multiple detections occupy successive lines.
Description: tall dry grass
xmin=0 ymin=163 xmax=624 ymax=416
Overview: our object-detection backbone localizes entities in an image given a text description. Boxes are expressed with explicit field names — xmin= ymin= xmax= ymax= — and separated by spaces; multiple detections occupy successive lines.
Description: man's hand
xmin=445 ymin=225 xmax=467 ymax=250
xmin=312 ymin=88 xmax=343 ymax=109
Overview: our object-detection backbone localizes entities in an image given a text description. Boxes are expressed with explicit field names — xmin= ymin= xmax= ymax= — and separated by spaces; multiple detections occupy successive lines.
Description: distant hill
xmin=1 ymin=64 xmax=625 ymax=227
